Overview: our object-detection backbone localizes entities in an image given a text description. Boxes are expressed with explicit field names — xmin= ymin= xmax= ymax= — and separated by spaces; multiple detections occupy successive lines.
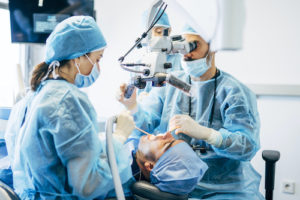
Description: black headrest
xmin=262 ymin=150 xmax=280 ymax=163
xmin=131 ymin=181 xmax=188 ymax=200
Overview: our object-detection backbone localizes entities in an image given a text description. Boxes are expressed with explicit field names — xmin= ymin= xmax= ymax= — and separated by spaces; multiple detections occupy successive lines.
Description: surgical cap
xmin=150 ymin=142 xmax=208 ymax=195
xmin=142 ymin=9 xmax=170 ymax=29
xmin=45 ymin=16 xmax=107 ymax=64
xmin=181 ymin=23 xmax=201 ymax=36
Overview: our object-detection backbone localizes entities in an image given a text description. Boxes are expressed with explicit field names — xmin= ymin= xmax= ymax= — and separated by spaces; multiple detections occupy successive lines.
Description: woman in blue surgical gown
xmin=5 ymin=16 xmax=134 ymax=200
xmin=117 ymin=24 xmax=264 ymax=199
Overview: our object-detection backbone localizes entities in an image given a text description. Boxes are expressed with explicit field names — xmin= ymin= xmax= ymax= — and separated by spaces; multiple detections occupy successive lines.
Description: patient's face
xmin=138 ymin=131 xmax=176 ymax=162
xmin=136 ymin=132 xmax=183 ymax=180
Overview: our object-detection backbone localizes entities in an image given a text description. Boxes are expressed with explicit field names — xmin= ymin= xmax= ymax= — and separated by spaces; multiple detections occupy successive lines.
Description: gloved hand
xmin=116 ymin=83 xmax=137 ymax=113
xmin=113 ymin=110 xmax=135 ymax=144
xmin=169 ymin=114 xmax=223 ymax=147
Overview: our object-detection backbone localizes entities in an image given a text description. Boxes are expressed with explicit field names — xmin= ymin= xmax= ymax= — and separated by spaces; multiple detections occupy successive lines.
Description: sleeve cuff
xmin=206 ymin=129 xmax=223 ymax=148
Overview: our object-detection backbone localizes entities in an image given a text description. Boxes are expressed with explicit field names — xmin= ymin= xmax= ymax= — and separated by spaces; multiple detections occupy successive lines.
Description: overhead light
xmin=38 ymin=0 xmax=43 ymax=7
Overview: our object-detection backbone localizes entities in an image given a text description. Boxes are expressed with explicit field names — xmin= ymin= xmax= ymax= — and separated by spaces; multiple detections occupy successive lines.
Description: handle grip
xmin=262 ymin=150 xmax=280 ymax=200
xmin=124 ymin=84 xmax=135 ymax=99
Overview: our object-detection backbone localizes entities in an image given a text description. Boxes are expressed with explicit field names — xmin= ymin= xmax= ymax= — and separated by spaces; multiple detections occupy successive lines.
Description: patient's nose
xmin=147 ymin=135 xmax=155 ymax=140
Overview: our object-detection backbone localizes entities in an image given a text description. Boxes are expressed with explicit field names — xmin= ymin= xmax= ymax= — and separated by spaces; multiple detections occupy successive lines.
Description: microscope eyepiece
xmin=188 ymin=41 xmax=198 ymax=53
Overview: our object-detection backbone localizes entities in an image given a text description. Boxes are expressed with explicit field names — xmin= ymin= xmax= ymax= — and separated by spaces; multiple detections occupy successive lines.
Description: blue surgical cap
xmin=142 ymin=9 xmax=170 ymax=29
xmin=181 ymin=23 xmax=201 ymax=36
xmin=150 ymin=142 xmax=208 ymax=195
xmin=45 ymin=16 xmax=107 ymax=64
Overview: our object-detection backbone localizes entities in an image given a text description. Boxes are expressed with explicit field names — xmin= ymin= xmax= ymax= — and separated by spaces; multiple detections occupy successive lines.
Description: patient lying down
xmin=134 ymin=131 xmax=208 ymax=195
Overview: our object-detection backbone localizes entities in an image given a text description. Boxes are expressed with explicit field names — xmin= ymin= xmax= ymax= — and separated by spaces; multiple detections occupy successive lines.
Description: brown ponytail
xmin=30 ymin=62 xmax=49 ymax=91
xmin=30 ymin=60 xmax=71 ymax=91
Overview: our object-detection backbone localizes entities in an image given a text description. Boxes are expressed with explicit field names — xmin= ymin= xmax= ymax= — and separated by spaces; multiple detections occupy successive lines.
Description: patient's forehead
xmin=138 ymin=136 xmax=151 ymax=152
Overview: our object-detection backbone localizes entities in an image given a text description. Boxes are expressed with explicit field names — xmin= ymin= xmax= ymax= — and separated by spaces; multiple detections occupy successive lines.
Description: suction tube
xmin=106 ymin=116 xmax=126 ymax=200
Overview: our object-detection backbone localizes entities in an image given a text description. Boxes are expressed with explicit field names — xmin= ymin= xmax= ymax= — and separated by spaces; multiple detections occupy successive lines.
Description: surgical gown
xmin=129 ymin=70 xmax=264 ymax=199
xmin=5 ymin=79 xmax=132 ymax=200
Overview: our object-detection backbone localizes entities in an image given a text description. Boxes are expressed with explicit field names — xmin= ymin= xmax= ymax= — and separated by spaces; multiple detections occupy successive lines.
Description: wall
xmin=215 ymin=0 xmax=300 ymax=199
xmin=216 ymin=0 xmax=300 ymax=85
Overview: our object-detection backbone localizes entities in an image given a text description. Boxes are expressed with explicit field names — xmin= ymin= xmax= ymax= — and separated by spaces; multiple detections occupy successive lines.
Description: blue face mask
xmin=181 ymin=55 xmax=210 ymax=77
xmin=74 ymin=55 xmax=100 ymax=88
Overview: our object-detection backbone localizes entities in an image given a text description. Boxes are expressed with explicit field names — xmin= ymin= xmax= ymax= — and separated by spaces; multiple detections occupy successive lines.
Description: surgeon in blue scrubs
xmin=118 ymin=24 xmax=264 ymax=199
xmin=5 ymin=16 xmax=135 ymax=200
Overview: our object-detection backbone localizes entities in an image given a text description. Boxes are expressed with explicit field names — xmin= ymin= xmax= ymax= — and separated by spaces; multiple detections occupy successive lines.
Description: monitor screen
xmin=9 ymin=0 xmax=94 ymax=43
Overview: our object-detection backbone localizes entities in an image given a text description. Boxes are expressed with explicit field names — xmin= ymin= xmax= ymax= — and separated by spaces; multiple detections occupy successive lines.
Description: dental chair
xmin=105 ymin=180 xmax=188 ymax=200
xmin=131 ymin=180 xmax=188 ymax=200
xmin=0 ymin=181 xmax=19 ymax=200
xmin=130 ymin=150 xmax=280 ymax=200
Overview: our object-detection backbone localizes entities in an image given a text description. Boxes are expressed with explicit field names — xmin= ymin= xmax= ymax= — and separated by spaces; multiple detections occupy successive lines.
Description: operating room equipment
xmin=106 ymin=116 xmax=126 ymax=200
xmin=119 ymin=1 xmax=198 ymax=98
xmin=128 ymin=72 xmax=196 ymax=97
xmin=135 ymin=125 xmax=178 ymax=137
xmin=135 ymin=126 xmax=152 ymax=136
xmin=121 ymin=35 xmax=197 ymax=98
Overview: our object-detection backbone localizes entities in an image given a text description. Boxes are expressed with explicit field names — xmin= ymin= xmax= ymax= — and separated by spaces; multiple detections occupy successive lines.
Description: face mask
xmin=181 ymin=55 xmax=211 ymax=77
xmin=74 ymin=55 xmax=100 ymax=88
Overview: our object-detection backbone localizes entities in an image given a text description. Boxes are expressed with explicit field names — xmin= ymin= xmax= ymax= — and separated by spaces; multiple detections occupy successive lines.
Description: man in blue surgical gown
xmin=118 ymin=24 xmax=264 ymax=199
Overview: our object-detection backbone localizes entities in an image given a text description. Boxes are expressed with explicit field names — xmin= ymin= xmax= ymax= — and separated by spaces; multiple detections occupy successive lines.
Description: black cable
xmin=208 ymin=68 xmax=219 ymax=127
xmin=188 ymin=76 xmax=192 ymax=117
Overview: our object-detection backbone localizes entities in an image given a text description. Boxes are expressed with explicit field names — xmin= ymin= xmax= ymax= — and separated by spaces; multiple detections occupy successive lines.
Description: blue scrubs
xmin=5 ymin=80 xmax=132 ymax=200
xmin=129 ymin=70 xmax=264 ymax=199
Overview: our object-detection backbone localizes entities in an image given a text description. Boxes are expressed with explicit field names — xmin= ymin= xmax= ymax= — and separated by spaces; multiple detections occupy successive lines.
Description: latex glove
xmin=113 ymin=110 xmax=135 ymax=144
xmin=169 ymin=114 xmax=222 ymax=147
xmin=116 ymin=83 xmax=137 ymax=113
